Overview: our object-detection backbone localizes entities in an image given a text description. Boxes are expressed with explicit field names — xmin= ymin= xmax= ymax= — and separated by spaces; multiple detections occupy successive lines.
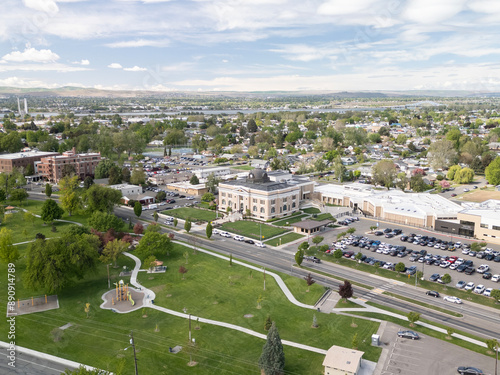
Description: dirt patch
xmin=460 ymin=189 xmax=500 ymax=202
xmin=244 ymin=314 xmax=254 ymax=318
xmin=149 ymin=285 xmax=165 ymax=294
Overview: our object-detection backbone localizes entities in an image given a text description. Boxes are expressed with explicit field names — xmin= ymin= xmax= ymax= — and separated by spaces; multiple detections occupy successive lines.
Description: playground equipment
xmin=18 ymin=295 xmax=49 ymax=307
xmin=113 ymin=280 xmax=134 ymax=305
xmin=128 ymin=292 xmax=135 ymax=306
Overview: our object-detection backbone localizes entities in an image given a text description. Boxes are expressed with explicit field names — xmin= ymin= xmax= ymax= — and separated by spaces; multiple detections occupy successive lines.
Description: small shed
xmin=291 ymin=219 xmax=332 ymax=235
xmin=322 ymin=345 xmax=364 ymax=375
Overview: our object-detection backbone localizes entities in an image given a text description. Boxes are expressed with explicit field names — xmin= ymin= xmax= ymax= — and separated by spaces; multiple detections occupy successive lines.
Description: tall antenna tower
xmin=17 ymin=98 xmax=21 ymax=115
xmin=24 ymin=98 xmax=28 ymax=114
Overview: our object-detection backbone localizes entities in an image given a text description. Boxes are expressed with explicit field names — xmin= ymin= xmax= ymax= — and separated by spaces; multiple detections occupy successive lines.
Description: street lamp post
xmin=262 ymin=267 xmax=266 ymax=291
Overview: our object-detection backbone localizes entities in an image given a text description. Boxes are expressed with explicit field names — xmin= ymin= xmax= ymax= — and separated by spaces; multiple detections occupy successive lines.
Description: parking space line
xmin=386 ymin=364 xmax=418 ymax=374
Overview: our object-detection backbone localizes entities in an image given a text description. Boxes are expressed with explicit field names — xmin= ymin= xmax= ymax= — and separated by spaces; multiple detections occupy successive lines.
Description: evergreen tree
xmin=190 ymin=174 xmax=200 ymax=185
xmin=258 ymin=322 xmax=285 ymax=375
xmin=184 ymin=219 xmax=192 ymax=233
xmin=206 ymin=221 xmax=213 ymax=239
xmin=45 ymin=183 xmax=52 ymax=197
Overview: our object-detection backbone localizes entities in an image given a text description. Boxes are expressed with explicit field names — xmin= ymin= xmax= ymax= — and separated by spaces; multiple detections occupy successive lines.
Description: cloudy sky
xmin=1 ymin=0 xmax=500 ymax=92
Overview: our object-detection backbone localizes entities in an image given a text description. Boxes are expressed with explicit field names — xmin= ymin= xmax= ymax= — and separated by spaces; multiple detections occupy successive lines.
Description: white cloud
xmin=105 ymin=39 xmax=169 ymax=48
xmin=317 ymin=0 xmax=379 ymax=16
xmin=123 ymin=65 xmax=147 ymax=71
xmin=23 ymin=0 xmax=59 ymax=14
xmin=0 ymin=63 xmax=90 ymax=72
xmin=80 ymin=59 xmax=90 ymax=65
xmin=402 ymin=0 xmax=467 ymax=24
xmin=108 ymin=63 xmax=123 ymax=69
xmin=1 ymin=47 xmax=59 ymax=63
xmin=0 ymin=76 xmax=60 ymax=88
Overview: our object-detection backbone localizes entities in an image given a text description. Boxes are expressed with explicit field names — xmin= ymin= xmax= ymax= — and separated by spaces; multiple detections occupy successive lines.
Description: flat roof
xmin=322 ymin=345 xmax=363 ymax=372
xmin=0 ymin=151 xmax=58 ymax=159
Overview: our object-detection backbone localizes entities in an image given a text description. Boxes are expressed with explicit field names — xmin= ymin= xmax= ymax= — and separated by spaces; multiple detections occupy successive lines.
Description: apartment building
xmin=36 ymin=148 xmax=101 ymax=182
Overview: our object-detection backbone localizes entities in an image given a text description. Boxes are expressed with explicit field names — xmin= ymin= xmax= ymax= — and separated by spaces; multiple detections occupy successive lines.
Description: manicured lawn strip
xmin=0 ymin=244 xmax=326 ymax=374
xmin=356 ymin=302 xmax=495 ymax=357
xmin=231 ymin=165 xmax=254 ymax=171
xmin=273 ymin=214 xmax=309 ymax=226
xmin=137 ymin=244 xmax=382 ymax=361
xmin=335 ymin=299 xmax=359 ymax=308
xmin=220 ymin=221 xmax=289 ymax=240
xmin=311 ymin=213 xmax=334 ymax=221
xmin=301 ymin=265 xmax=374 ymax=291
xmin=382 ymin=291 xmax=463 ymax=317
xmin=264 ymin=232 xmax=304 ymax=246
xmin=280 ymin=274 xmax=326 ymax=305
xmin=302 ymin=207 xmax=321 ymax=214
xmin=267 ymin=211 xmax=303 ymax=223
xmin=164 ymin=207 xmax=216 ymax=222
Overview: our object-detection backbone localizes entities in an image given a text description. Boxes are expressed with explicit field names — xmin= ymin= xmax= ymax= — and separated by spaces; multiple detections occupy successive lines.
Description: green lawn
xmin=231 ymin=165 xmax=254 ymax=171
xmin=220 ymin=221 xmax=289 ymax=240
xmin=312 ymin=213 xmax=334 ymax=221
xmin=0 ymin=239 xmax=381 ymax=375
xmin=164 ymin=207 xmax=216 ymax=222
xmin=272 ymin=214 xmax=309 ymax=226
xmin=265 ymin=232 xmax=304 ymax=246
xmin=138 ymin=244 xmax=382 ymax=362
xmin=302 ymin=207 xmax=321 ymax=214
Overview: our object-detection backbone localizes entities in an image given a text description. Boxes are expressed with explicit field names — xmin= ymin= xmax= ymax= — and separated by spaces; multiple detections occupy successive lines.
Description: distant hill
xmin=0 ymin=86 xmax=499 ymax=98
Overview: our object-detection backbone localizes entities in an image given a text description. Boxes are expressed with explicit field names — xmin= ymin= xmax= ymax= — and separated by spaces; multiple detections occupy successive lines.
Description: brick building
xmin=0 ymin=151 xmax=59 ymax=173
xmin=36 ymin=148 xmax=101 ymax=183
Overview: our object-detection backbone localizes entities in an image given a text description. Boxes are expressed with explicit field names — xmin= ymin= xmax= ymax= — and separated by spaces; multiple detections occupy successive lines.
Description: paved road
xmin=0 ymin=350 xmax=68 ymax=375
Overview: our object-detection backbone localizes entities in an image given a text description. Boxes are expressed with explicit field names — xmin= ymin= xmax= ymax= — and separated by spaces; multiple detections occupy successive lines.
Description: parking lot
xmin=285 ymin=216 xmax=500 ymax=295
xmin=378 ymin=322 xmax=494 ymax=375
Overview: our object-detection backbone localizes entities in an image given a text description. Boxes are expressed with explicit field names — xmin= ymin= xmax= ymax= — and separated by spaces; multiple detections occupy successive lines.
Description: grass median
xmin=220 ymin=220 xmax=289 ymax=240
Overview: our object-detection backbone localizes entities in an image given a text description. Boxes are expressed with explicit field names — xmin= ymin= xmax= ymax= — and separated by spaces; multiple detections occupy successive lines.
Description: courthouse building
xmin=218 ymin=169 xmax=314 ymax=221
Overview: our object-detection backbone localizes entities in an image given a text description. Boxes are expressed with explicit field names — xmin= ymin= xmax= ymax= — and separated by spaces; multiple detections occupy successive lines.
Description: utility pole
xmin=130 ymin=331 xmax=139 ymax=375
xmin=107 ymin=264 xmax=110 ymax=289
xmin=189 ymin=314 xmax=192 ymax=342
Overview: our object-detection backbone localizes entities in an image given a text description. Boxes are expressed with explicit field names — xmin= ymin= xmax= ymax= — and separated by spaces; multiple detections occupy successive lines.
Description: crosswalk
xmin=357 ymin=282 xmax=398 ymax=302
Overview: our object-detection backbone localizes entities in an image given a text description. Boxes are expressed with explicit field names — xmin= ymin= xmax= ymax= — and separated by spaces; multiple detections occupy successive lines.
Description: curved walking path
xmin=122 ymin=250 xmax=327 ymax=355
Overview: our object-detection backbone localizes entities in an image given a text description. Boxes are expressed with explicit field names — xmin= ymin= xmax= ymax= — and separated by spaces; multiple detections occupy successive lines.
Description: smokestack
xmin=17 ymin=98 xmax=21 ymax=115
xmin=24 ymin=98 xmax=28 ymax=114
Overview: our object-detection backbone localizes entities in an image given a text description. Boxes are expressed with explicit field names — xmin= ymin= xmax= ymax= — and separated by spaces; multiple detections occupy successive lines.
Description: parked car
xmin=457 ymin=366 xmax=484 ymax=375
xmin=473 ymin=284 xmax=485 ymax=294
xmin=426 ymin=290 xmax=440 ymax=298
xmin=397 ymin=330 xmax=419 ymax=340
xmin=244 ymin=239 xmax=255 ymax=244
xmin=477 ymin=264 xmax=489 ymax=274
xmin=482 ymin=272 xmax=492 ymax=280
xmin=306 ymin=256 xmax=321 ymax=263
xmin=443 ymin=296 xmax=462 ymax=304
xmin=429 ymin=273 xmax=440 ymax=282
xmin=464 ymin=267 xmax=476 ymax=275
xmin=456 ymin=280 xmax=466 ymax=289
xmin=255 ymin=242 xmax=266 ymax=248
xmin=233 ymin=235 xmax=245 ymax=241
xmin=492 ymin=274 xmax=500 ymax=282
xmin=484 ymin=288 xmax=493 ymax=297
xmin=464 ymin=282 xmax=475 ymax=291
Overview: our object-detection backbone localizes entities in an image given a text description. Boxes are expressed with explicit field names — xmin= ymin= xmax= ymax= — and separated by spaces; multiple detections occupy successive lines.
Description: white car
xmin=213 ymin=229 xmax=220 ymax=235
xmin=473 ymin=284 xmax=486 ymax=294
xmin=255 ymin=242 xmax=266 ymax=248
xmin=464 ymin=282 xmax=475 ymax=291
xmin=443 ymin=296 xmax=463 ymax=304
xmin=233 ymin=235 xmax=245 ymax=241
xmin=463 ymin=188 xmax=470 ymax=192
xmin=492 ymin=274 xmax=500 ymax=283
xmin=484 ymin=288 xmax=493 ymax=297
xmin=383 ymin=262 xmax=394 ymax=269
xmin=477 ymin=264 xmax=490 ymax=274
xmin=449 ymin=263 xmax=459 ymax=270
xmin=220 ymin=231 xmax=232 ymax=238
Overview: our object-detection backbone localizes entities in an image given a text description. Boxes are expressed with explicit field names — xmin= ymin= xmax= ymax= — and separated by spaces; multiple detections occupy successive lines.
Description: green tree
xmin=205 ymin=173 xmax=220 ymax=194
xmin=134 ymin=201 xmax=142 ymax=218
xmin=24 ymin=233 xmax=100 ymax=293
xmin=427 ymin=139 xmax=458 ymax=170
xmin=206 ymin=222 xmax=213 ymax=239
xmin=295 ymin=249 xmax=304 ymax=267
xmin=312 ymin=236 xmax=324 ymax=246
xmin=108 ymin=165 xmax=122 ymax=185
xmin=447 ymin=165 xmax=461 ymax=180
xmin=201 ymin=192 xmax=215 ymax=202
xmin=94 ymin=159 xmax=115 ymax=179
xmin=59 ymin=175 xmax=80 ymax=216
xmin=372 ymin=159 xmax=397 ymax=188
xmin=10 ymin=188 xmax=29 ymax=206
xmin=258 ymin=322 xmax=285 ymax=375
xmin=83 ymin=185 xmax=122 ymax=213
xmin=184 ymin=219 xmax=192 ymax=233
xmin=63 ymin=365 xmax=111 ymax=375
xmin=173 ymin=218 xmax=178 ymax=227
xmin=190 ymin=175 xmax=200 ymax=185
xmin=247 ymin=119 xmax=258 ymax=133
xmin=100 ymin=239 xmax=128 ymax=267
xmin=88 ymin=211 xmax=124 ymax=232
xmin=122 ymin=167 xmax=131 ymax=183
xmin=407 ymin=311 xmax=421 ymax=327
xmin=491 ymin=289 xmax=500 ymax=301
xmin=134 ymin=231 xmax=172 ymax=259
xmin=41 ymin=199 xmax=64 ymax=224
xmin=156 ymin=191 xmax=166 ymax=202
xmin=485 ymin=157 xmax=500 ymax=185
xmin=0 ymin=228 xmax=19 ymax=264
xmin=395 ymin=262 xmax=406 ymax=273
xmin=333 ymin=248 xmax=343 ymax=258
xmin=334 ymin=155 xmax=346 ymax=182
xmin=440 ymin=273 xmax=451 ymax=284
xmin=338 ymin=280 xmax=353 ymax=301
xmin=45 ymin=183 xmax=53 ymax=197
xmin=83 ymin=176 xmax=94 ymax=190
xmin=130 ymin=168 xmax=146 ymax=185
xmin=24 ymin=211 xmax=35 ymax=226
